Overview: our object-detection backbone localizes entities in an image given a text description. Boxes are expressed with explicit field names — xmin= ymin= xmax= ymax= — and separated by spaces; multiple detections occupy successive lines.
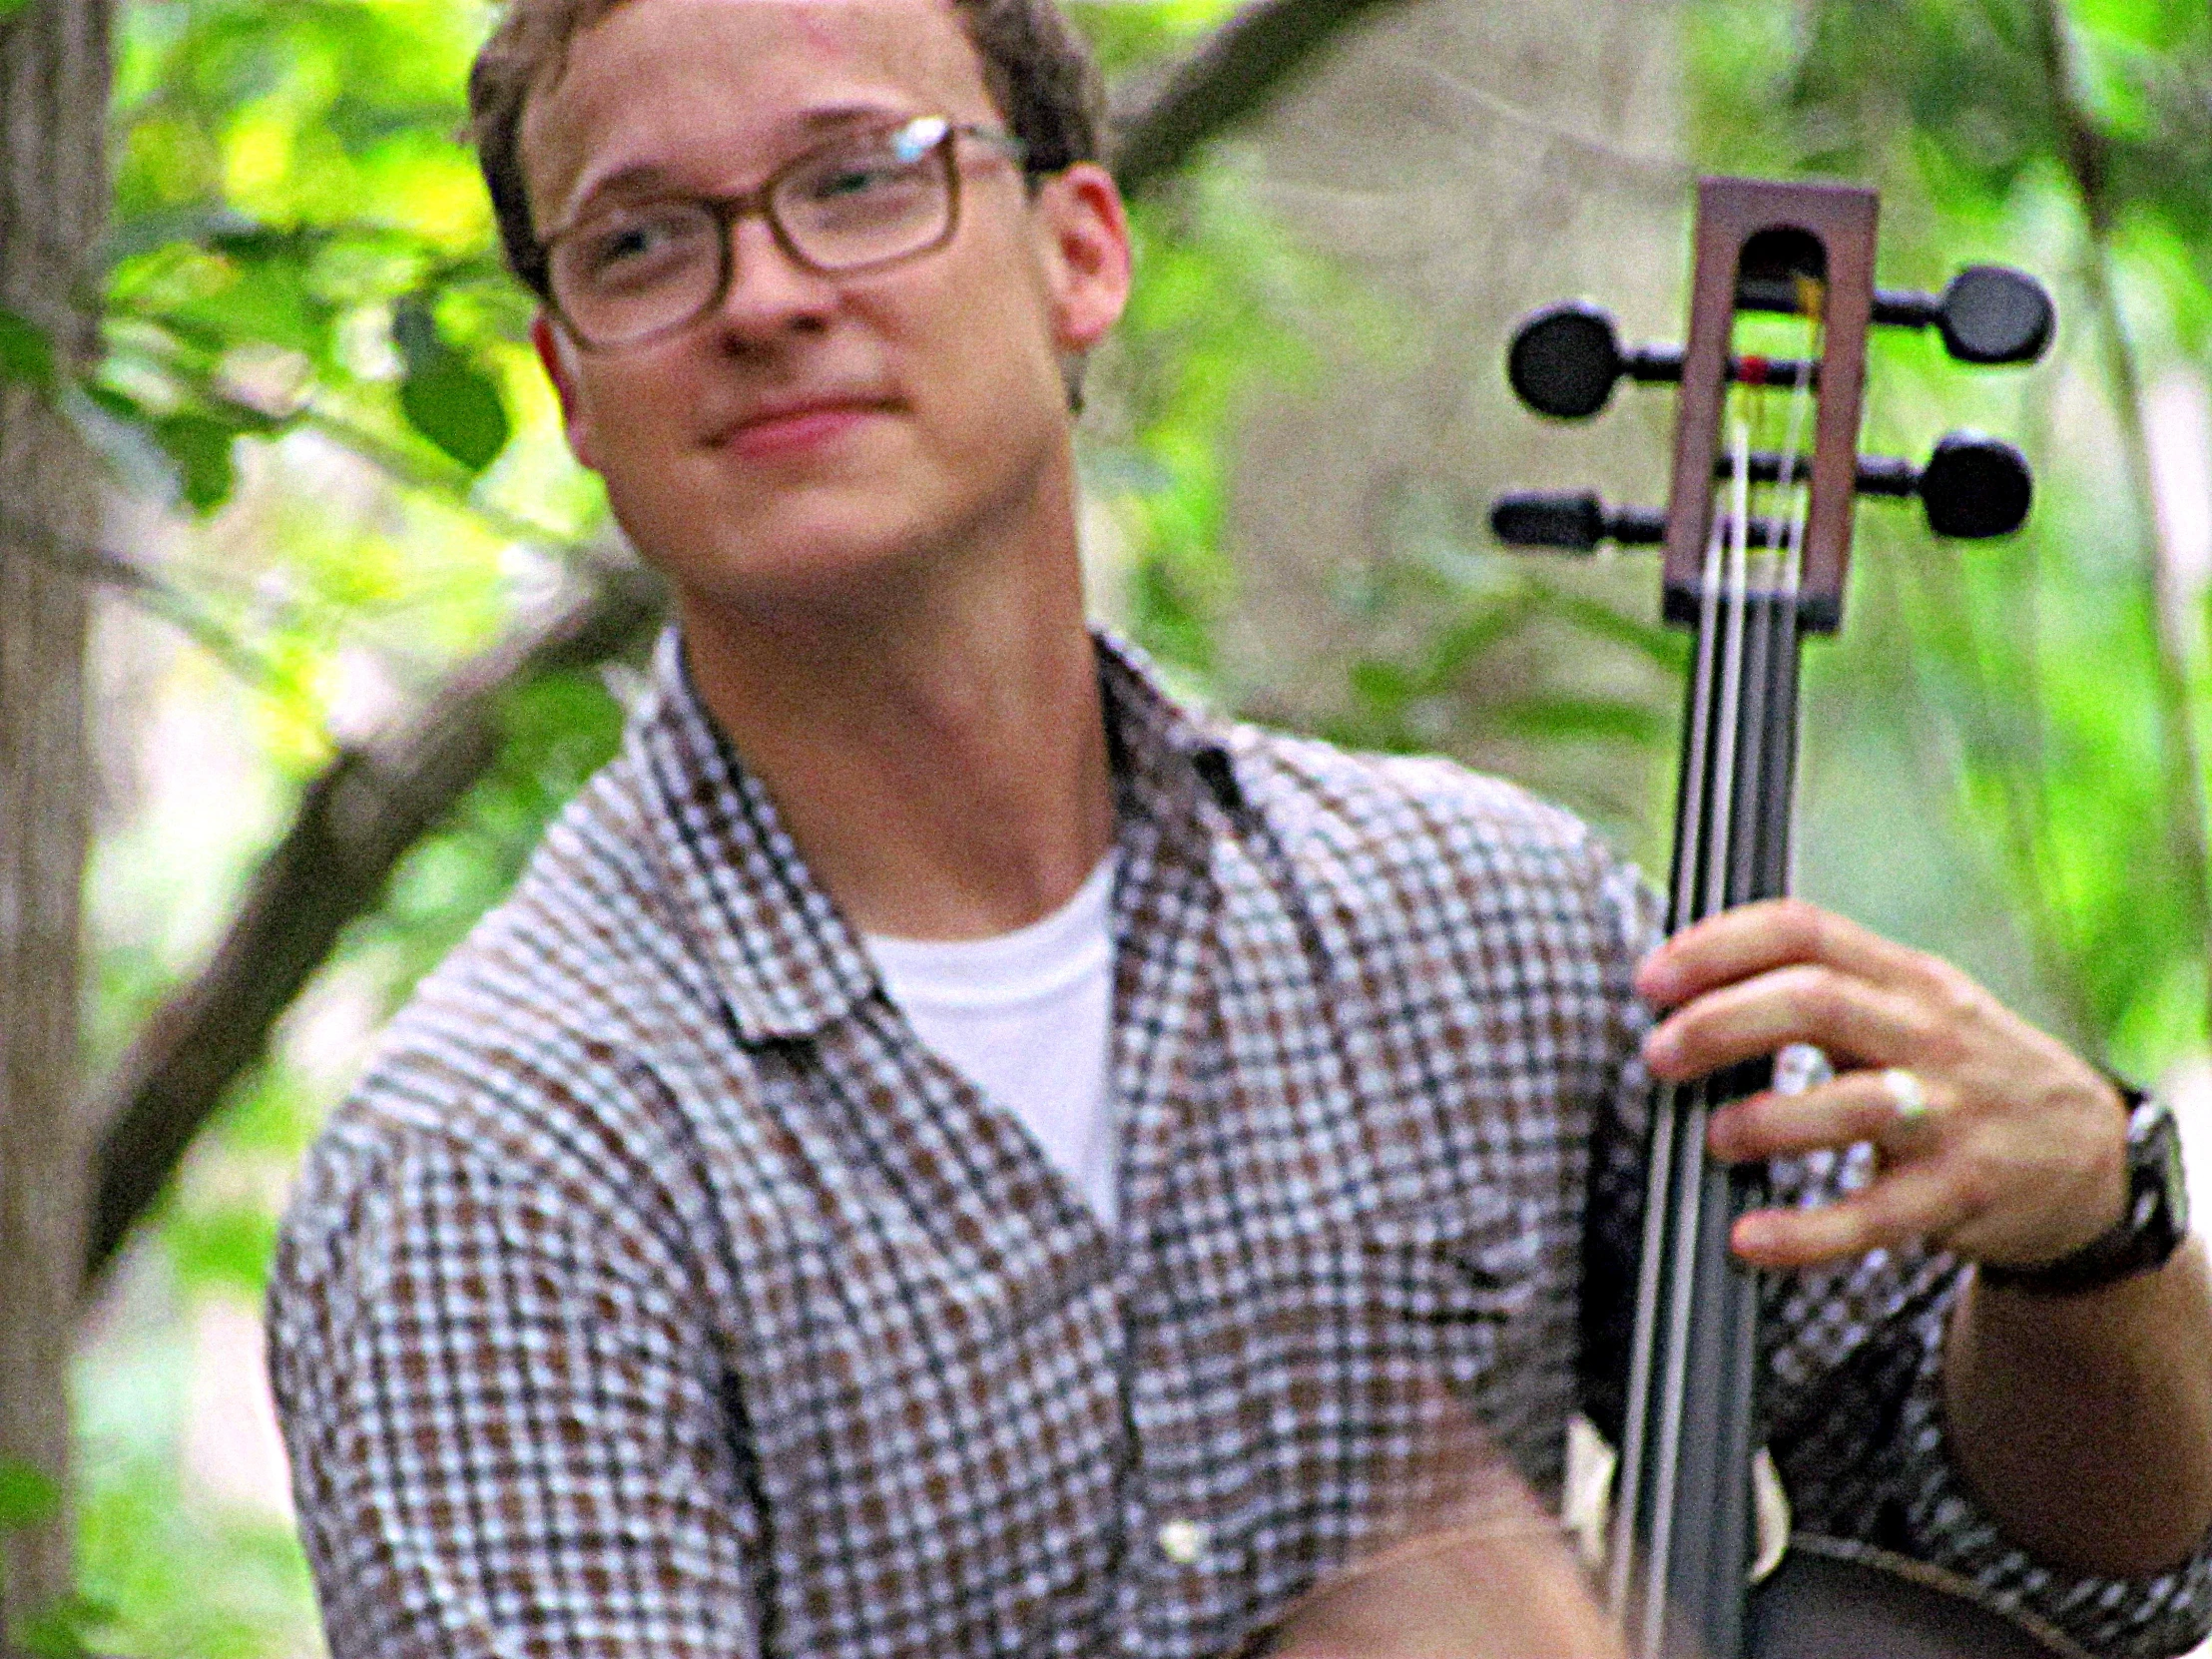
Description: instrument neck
xmin=1611 ymin=521 xmax=1808 ymax=1659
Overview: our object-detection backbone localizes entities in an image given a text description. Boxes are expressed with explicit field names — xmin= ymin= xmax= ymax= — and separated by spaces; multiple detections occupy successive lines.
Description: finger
xmin=1731 ymin=1161 xmax=1954 ymax=1270
xmin=1707 ymin=1070 xmax=1943 ymax=1164
xmin=1635 ymin=897 xmax=1927 ymax=1010
xmin=1643 ymin=962 xmax=1926 ymax=1081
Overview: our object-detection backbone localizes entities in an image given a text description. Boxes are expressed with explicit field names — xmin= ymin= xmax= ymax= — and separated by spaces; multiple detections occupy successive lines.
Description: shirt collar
xmin=630 ymin=623 xmax=1237 ymax=1046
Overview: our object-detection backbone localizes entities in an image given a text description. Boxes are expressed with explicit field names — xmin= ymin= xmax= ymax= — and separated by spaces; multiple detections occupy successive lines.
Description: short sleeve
xmin=266 ymin=1084 xmax=759 ymax=1659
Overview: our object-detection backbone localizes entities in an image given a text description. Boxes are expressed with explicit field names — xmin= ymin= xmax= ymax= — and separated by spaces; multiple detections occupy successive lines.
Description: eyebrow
xmin=560 ymin=103 xmax=916 ymax=223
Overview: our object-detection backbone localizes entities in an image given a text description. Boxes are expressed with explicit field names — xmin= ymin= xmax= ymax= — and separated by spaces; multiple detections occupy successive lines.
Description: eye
xmin=796 ymin=150 xmax=930 ymax=206
xmin=575 ymin=206 xmax=713 ymax=281
xmin=784 ymin=119 xmax=947 ymax=212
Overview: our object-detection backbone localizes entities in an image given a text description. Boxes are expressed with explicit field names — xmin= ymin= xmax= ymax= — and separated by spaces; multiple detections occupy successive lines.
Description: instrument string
xmin=1706 ymin=321 xmax=1818 ymax=1618
xmin=1615 ymin=296 xmax=1822 ymax=1658
xmin=1766 ymin=315 xmax=1818 ymax=757
xmin=1625 ymin=406 xmax=1760 ymax=1657
xmin=1608 ymin=488 xmax=1731 ymax=1629
xmin=1705 ymin=411 xmax=1755 ymax=922
xmin=1611 ymin=1070 xmax=1673 ymax=1625
xmin=1731 ymin=315 xmax=1817 ymax=908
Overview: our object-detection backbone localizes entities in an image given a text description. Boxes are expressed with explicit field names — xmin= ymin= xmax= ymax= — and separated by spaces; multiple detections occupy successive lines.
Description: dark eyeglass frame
xmin=535 ymin=114 xmax=1031 ymax=351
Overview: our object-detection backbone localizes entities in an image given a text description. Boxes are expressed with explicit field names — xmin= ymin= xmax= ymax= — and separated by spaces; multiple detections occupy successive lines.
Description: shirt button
xmin=1156 ymin=1517 xmax=1210 ymax=1566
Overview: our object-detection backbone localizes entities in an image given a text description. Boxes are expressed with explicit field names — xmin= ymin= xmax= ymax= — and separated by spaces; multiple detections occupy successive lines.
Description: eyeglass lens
xmin=548 ymin=122 xmax=955 ymax=347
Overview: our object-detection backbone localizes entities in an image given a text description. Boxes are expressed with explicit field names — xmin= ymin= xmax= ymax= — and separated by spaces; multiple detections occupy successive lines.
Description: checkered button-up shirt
xmin=269 ymin=628 xmax=2212 ymax=1659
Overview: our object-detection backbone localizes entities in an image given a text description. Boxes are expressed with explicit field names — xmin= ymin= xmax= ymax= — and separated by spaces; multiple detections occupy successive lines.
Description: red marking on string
xmin=1737 ymin=354 xmax=1771 ymax=387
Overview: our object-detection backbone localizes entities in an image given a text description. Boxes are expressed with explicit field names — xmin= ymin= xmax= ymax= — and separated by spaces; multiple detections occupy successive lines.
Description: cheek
xmin=563 ymin=362 xmax=726 ymax=550
xmin=895 ymin=250 xmax=1067 ymax=442
xmin=568 ymin=352 xmax=709 ymax=476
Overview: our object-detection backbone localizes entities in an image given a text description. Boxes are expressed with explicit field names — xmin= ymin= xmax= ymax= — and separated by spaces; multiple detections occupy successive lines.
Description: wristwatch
xmin=1980 ymin=1088 xmax=2190 ymax=1297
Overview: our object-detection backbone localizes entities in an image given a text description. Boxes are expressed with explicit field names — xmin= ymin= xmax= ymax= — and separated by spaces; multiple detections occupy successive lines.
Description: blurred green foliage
xmin=1095 ymin=169 xmax=1352 ymax=679
xmin=1681 ymin=0 xmax=2212 ymax=1065
xmin=36 ymin=0 xmax=2212 ymax=1653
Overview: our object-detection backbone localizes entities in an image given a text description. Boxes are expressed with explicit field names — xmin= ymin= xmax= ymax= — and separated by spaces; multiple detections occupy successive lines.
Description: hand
xmin=1633 ymin=898 xmax=2129 ymax=1273
xmin=1268 ymin=1521 xmax=1625 ymax=1659
xmin=1267 ymin=1382 xmax=1626 ymax=1658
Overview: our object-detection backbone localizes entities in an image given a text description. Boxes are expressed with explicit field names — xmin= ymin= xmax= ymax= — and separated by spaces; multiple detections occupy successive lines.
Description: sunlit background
xmin=9 ymin=0 xmax=2212 ymax=1649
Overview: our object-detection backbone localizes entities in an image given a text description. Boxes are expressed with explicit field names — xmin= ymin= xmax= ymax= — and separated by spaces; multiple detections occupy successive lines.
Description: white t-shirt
xmin=862 ymin=855 xmax=1118 ymax=1223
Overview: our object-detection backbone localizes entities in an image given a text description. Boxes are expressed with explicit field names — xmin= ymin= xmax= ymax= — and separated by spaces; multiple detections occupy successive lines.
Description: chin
xmin=652 ymin=510 xmax=946 ymax=620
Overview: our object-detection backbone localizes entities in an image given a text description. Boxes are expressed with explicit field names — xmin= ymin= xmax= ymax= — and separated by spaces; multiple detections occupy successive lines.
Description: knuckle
xmin=1854 ymin=1088 xmax=1898 ymax=1140
xmin=1945 ymin=1157 xmax=1998 ymax=1223
xmin=1771 ymin=897 xmax=1825 ymax=956
xmin=1899 ymin=1008 xmax=1959 ymax=1072
xmin=1825 ymin=1205 xmax=1877 ymax=1257
xmin=1898 ymin=1004 xmax=1941 ymax=1050
xmin=1780 ymin=964 xmax=1843 ymax=1026
xmin=1923 ymin=958 xmax=1984 ymax=1025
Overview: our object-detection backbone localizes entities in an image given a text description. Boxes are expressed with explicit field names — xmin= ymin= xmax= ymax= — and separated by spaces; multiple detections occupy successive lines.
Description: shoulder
xmin=271 ymin=748 xmax=732 ymax=1326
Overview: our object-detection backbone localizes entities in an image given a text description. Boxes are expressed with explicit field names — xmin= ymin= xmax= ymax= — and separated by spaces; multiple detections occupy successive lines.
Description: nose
xmin=708 ymin=211 xmax=836 ymax=345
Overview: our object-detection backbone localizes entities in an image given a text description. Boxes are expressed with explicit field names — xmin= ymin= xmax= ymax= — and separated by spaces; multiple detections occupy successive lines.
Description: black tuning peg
xmin=1491 ymin=491 xmax=1811 ymax=553
xmin=1489 ymin=492 xmax=1672 ymax=552
xmin=1506 ymin=306 xmax=1621 ymax=420
xmin=1506 ymin=304 xmax=1822 ymax=421
xmin=1506 ymin=305 xmax=1682 ymax=419
xmin=1720 ymin=431 xmax=2029 ymax=537
xmin=1871 ymin=267 xmax=2053 ymax=365
xmin=1900 ymin=430 xmax=2034 ymax=536
xmin=1516 ymin=270 xmax=2053 ymax=421
xmin=1494 ymin=431 xmax=2029 ymax=556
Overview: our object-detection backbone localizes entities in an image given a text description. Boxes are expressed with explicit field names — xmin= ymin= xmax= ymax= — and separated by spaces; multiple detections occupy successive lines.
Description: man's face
xmin=521 ymin=0 xmax=1127 ymax=610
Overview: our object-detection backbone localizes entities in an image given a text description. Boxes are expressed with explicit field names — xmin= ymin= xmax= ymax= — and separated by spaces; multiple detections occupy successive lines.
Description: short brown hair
xmin=467 ymin=0 xmax=1106 ymax=299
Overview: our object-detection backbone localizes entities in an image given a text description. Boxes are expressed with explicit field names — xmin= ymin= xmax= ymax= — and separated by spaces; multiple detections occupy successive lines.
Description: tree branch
xmin=1107 ymin=0 xmax=1415 ymax=197
xmin=83 ymin=558 xmax=662 ymax=1282
xmin=81 ymin=0 xmax=1408 ymax=1283
xmin=0 ymin=513 xmax=275 ymax=686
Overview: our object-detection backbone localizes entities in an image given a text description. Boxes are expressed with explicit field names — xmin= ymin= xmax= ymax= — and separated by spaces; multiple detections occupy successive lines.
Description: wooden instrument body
xmin=1751 ymin=1535 xmax=2089 ymax=1659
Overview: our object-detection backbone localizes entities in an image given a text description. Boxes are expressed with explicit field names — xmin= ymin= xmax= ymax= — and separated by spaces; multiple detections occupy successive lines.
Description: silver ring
xmin=1881 ymin=1066 xmax=1932 ymax=1124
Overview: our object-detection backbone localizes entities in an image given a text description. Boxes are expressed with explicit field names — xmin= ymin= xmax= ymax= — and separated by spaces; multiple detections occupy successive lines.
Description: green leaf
xmin=0 ymin=1458 xmax=61 ymax=1531
xmin=80 ymin=382 xmax=143 ymax=425
xmin=1348 ymin=658 xmax=1418 ymax=713
xmin=1526 ymin=581 xmax=1689 ymax=672
xmin=152 ymin=413 xmax=238 ymax=513
xmin=400 ymin=353 xmax=511 ymax=474
xmin=0 ymin=0 xmax=36 ymax=22
xmin=14 ymin=1594 xmax=117 ymax=1659
xmin=0 ymin=306 xmax=54 ymax=389
xmin=165 ymin=1200 xmax=279 ymax=1296
xmin=391 ymin=296 xmax=442 ymax=374
xmin=1423 ymin=594 xmax=1538 ymax=687
xmin=1486 ymin=696 xmax=1668 ymax=747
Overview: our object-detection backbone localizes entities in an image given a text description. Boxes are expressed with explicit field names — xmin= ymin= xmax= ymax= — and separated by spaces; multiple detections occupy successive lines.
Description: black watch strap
xmin=1979 ymin=1088 xmax=2189 ymax=1297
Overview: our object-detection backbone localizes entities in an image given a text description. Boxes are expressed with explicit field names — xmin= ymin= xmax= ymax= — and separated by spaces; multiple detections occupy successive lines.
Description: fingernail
xmin=1642 ymin=1026 xmax=1678 ymax=1072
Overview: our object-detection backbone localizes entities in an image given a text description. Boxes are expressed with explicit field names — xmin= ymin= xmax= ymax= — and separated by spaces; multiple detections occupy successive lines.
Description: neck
xmin=677 ymin=486 xmax=1114 ymax=942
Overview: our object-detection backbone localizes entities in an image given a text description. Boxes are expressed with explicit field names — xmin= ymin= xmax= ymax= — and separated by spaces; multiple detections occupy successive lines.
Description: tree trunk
xmin=0 ymin=0 xmax=111 ymax=1634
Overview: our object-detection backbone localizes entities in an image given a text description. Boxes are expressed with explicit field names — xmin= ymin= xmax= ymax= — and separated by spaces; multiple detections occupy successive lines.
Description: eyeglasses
xmin=537 ymin=115 xmax=1028 ymax=351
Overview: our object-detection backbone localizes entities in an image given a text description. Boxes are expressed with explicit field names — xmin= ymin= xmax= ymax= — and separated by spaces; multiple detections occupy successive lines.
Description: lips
xmin=710 ymin=392 xmax=898 ymax=460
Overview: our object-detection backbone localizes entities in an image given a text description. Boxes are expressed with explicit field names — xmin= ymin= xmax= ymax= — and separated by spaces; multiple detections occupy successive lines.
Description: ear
xmin=531 ymin=311 xmax=600 ymax=471
xmin=1031 ymin=163 xmax=1131 ymax=353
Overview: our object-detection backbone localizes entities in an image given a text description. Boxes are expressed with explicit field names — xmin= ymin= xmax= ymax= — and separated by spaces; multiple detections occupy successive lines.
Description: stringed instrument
xmin=1490 ymin=177 xmax=2087 ymax=1659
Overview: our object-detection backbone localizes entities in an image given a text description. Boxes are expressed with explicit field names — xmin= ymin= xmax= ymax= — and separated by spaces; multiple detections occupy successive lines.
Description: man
xmin=265 ymin=0 xmax=2212 ymax=1651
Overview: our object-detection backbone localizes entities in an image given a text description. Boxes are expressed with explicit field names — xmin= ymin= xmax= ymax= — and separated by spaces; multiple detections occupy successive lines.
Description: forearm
xmin=1944 ymin=1236 xmax=2212 ymax=1576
